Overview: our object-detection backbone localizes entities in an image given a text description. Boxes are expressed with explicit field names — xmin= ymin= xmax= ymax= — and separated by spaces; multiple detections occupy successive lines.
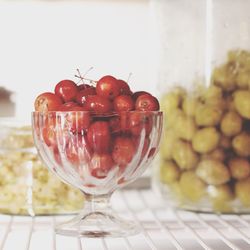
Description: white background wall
xmin=0 ymin=0 xmax=159 ymax=121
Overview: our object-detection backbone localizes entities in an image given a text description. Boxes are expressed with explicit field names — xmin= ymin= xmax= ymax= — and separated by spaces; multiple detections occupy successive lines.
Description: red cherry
xmin=54 ymin=80 xmax=78 ymax=102
xmin=87 ymin=121 xmax=111 ymax=153
xmin=96 ymin=75 xmax=120 ymax=100
xmin=78 ymin=83 xmax=92 ymax=91
xmin=133 ymin=136 xmax=150 ymax=159
xmin=34 ymin=92 xmax=63 ymax=111
xmin=42 ymin=115 xmax=64 ymax=146
xmin=148 ymin=147 xmax=157 ymax=159
xmin=132 ymin=91 xmax=151 ymax=101
xmin=42 ymin=126 xmax=56 ymax=146
xmin=84 ymin=95 xmax=112 ymax=113
xmin=109 ymin=112 xmax=129 ymax=134
xmin=113 ymin=95 xmax=134 ymax=112
xmin=89 ymin=153 xmax=115 ymax=178
xmin=76 ymin=87 xmax=96 ymax=105
xmin=66 ymin=135 xmax=92 ymax=165
xmin=112 ymin=136 xmax=135 ymax=166
xmin=53 ymin=147 xmax=62 ymax=166
xmin=128 ymin=112 xmax=153 ymax=136
xmin=116 ymin=79 xmax=131 ymax=95
xmin=135 ymin=94 xmax=160 ymax=111
xmin=66 ymin=107 xmax=91 ymax=133
xmin=109 ymin=116 xmax=121 ymax=134
xmin=58 ymin=101 xmax=78 ymax=111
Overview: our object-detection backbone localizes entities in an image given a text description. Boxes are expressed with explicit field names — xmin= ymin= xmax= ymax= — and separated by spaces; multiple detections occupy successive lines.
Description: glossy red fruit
xmin=113 ymin=95 xmax=134 ymax=112
xmin=96 ymin=75 xmax=120 ymax=100
xmin=66 ymin=135 xmax=92 ymax=165
xmin=135 ymin=94 xmax=160 ymax=111
xmin=54 ymin=80 xmax=78 ymax=102
xmin=133 ymin=136 xmax=150 ymax=159
xmin=58 ymin=101 xmax=78 ymax=111
xmin=89 ymin=153 xmax=115 ymax=178
xmin=148 ymin=147 xmax=157 ymax=159
xmin=53 ymin=147 xmax=62 ymax=166
xmin=84 ymin=95 xmax=112 ymax=113
xmin=66 ymin=107 xmax=91 ymax=133
xmin=87 ymin=121 xmax=111 ymax=153
xmin=116 ymin=79 xmax=131 ymax=95
xmin=76 ymin=87 xmax=96 ymax=105
xmin=78 ymin=83 xmax=92 ymax=91
xmin=34 ymin=92 xmax=63 ymax=111
xmin=109 ymin=112 xmax=129 ymax=134
xmin=42 ymin=126 xmax=56 ymax=146
xmin=112 ymin=136 xmax=135 ymax=166
xmin=128 ymin=112 xmax=153 ymax=136
xmin=132 ymin=91 xmax=151 ymax=101
xmin=42 ymin=114 xmax=64 ymax=147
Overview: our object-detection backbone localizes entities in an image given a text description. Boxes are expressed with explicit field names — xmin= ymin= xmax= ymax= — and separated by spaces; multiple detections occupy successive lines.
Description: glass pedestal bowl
xmin=32 ymin=111 xmax=162 ymax=237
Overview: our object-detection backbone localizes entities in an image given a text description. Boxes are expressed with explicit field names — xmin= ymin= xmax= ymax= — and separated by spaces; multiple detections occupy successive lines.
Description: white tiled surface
xmin=0 ymin=189 xmax=250 ymax=250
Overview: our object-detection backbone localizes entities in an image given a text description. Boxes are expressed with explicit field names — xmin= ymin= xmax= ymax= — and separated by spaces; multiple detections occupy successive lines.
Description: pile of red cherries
xmin=34 ymin=75 xmax=160 ymax=179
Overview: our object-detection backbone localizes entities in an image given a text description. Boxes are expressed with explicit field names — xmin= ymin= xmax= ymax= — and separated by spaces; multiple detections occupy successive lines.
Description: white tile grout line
xmin=52 ymin=217 xmax=57 ymax=250
xmin=101 ymin=238 xmax=109 ymax=250
xmin=237 ymin=215 xmax=250 ymax=230
xmin=0 ymin=216 xmax=13 ymax=250
xmin=77 ymin=237 xmax=83 ymax=250
xmin=25 ymin=217 xmax=35 ymax=250
xmin=138 ymin=190 xmax=184 ymax=250
xmin=195 ymin=213 xmax=241 ymax=250
xmin=119 ymin=191 xmax=159 ymax=250
xmin=217 ymin=215 xmax=250 ymax=245
xmin=123 ymin=237 xmax=133 ymax=250
xmin=173 ymin=210 xmax=213 ymax=250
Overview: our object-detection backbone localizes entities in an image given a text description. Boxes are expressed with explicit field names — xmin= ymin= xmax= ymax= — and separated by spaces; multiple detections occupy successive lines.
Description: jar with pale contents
xmin=0 ymin=119 xmax=84 ymax=215
xmin=152 ymin=0 xmax=250 ymax=213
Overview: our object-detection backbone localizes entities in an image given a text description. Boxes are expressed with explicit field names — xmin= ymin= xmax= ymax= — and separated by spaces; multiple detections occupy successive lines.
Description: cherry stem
xmin=83 ymin=67 xmax=94 ymax=77
xmin=76 ymin=69 xmax=85 ymax=84
xmin=127 ymin=72 xmax=132 ymax=83
xmin=75 ymin=68 xmax=97 ymax=87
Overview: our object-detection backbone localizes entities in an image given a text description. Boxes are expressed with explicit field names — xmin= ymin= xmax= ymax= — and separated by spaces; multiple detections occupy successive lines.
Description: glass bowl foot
xmin=55 ymin=211 xmax=140 ymax=237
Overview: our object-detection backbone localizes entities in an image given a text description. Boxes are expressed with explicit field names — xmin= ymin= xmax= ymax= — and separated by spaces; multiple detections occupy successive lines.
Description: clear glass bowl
xmin=32 ymin=111 xmax=163 ymax=237
xmin=0 ymin=118 xmax=84 ymax=215
xmin=152 ymin=0 xmax=250 ymax=213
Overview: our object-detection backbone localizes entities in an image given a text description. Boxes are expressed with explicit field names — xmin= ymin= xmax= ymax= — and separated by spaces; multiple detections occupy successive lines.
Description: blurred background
xmin=0 ymin=0 xmax=159 ymax=121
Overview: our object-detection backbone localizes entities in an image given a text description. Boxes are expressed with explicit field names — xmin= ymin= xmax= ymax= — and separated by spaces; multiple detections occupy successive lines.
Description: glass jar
xmin=0 ymin=118 xmax=84 ymax=215
xmin=152 ymin=0 xmax=250 ymax=213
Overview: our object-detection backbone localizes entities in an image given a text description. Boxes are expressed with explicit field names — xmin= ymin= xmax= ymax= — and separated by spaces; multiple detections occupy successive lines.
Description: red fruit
xmin=87 ymin=121 xmax=111 ymax=153
xmin=112 ymin=137 xmax=135 ymax=166
xmin=54 ymin=80 xmax=78 ymax=102
xmin=34 ymin=92 xmax=63 ymax=111
xmin=109 ymin=113 xmax=129 ymax=134
xmin=129 ymin=112 xmax=153 ymax=136
xmin=89 ymin=153 xmax=115 ymax=178
xmin=96 ymin=75 xmax=120 ymax=100
xmin=66 ymin=135 xmax=92 ymax=165
xmin=132 ymin=91 xmax=151 ymax=101
xmin=53 ymin=147 xmax=62 ymax=166
xmin=76 ymin=87 xmax=96 ymax=105
xmin=84 ymin=95 xmax=112 ymax=113
xmin=133 ymin=136 xmax=150 ymax=159
xmin=148 ymin=147 xmax=157 ymax=159
xmin=58 ymin=101 xmax=78 ymax=111
xmin=116 ymin=79 xmax=131 ymax=95
xmin=42 ymin=126 xmax=56 ymax=146
xmin=42 ymin=115 xmax=64 ymax=146
xmin=66 ymin=107 xmax=91 ymax=133
xmin=78 ymin=83 xmax=92 ymax=91
xmin=113 ymin=95 xmax=134 ymax=112
xmin=135 ymin=94 xmax=160 ymax=111
xmin=109 ymin=116 xmax=121 ymax=134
